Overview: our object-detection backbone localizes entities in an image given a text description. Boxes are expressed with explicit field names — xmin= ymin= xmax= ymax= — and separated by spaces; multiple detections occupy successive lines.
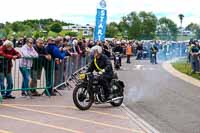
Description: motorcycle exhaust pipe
xmin=107 ymin=96 xmax=124 ymax=103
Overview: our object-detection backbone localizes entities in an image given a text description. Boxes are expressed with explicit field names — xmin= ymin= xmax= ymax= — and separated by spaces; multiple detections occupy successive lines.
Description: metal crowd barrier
xmin=0 ymin=56 xmax=54 ymax=100
xmin=0 ymin=54 xmax=91 ymax=102
xmin=53 ymin=55 xmax=91 ymax=91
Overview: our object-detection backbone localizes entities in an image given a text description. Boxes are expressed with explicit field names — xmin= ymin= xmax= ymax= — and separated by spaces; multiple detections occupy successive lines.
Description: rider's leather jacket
xmin=87 ymin=54 xmax=113 ymax=79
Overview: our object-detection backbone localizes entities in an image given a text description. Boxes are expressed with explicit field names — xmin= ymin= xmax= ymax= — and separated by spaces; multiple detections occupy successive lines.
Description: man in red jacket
xmin=0 ymin=40 xmax=21 ymax=99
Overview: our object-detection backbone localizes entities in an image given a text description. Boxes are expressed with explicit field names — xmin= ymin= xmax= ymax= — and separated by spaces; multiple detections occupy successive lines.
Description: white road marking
xmin=149 ymin=68 xmax=155 ymax=70
xmin=135 ymin=65 xmax=144 ymax=70
xmin=121 ymin=104 xmax=160 ymax=133
xmin=120 ymin=64 xmax=156 ymax=71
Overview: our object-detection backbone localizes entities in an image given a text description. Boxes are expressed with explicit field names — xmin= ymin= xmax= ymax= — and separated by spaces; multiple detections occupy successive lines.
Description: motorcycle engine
xmin=92 ymin=76 xmax=99 ymax=85
xmin=95 ymin=86 xmax=106 ymax=103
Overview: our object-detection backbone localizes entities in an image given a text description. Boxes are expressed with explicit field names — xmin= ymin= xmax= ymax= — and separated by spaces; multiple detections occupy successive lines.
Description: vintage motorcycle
xmin=113 ymin=52 xmax=121 ymax=70
xmin=72 ymin=71 xmax=124 ymax=110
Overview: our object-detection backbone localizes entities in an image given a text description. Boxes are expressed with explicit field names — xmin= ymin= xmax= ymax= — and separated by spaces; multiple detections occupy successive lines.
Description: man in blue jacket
xmin=44 ymin=37 xmax=65 ymax=96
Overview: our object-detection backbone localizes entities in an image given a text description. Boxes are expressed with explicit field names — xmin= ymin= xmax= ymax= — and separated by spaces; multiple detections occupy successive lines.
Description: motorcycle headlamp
xmin=79 ymin=74 xmax=86 ymax=80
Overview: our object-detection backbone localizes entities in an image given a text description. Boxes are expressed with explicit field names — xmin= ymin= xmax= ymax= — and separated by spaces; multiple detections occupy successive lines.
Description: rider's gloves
xmin=98 ymin=69 xmax=105 ymax=75
xmin=98 ymin=71 xmax=103 ymax=75
xmin=102 ymin=69 xmax=105 ymax=73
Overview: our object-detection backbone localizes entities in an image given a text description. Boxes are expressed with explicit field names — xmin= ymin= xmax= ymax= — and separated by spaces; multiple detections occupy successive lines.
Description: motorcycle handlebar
xmin=113 ymin=52 xmax=122 ymax=56
xmin=84 ymin=71 xmax=103 ymax=76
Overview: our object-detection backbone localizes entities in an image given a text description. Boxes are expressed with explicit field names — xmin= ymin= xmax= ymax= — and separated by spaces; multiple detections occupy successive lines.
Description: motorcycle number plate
xmin=79 ymin=74 xmax=86 ymax=80
xmin=116 ymin=57 xmax=119 ymax=60
xmin=152 ymin=54 xmax=155 ymax=57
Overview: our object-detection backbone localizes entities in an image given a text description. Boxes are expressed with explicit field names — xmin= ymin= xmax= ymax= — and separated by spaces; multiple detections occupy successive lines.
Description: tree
xmin=0 ymin=29 xmax=7 ymax=38
xmin=195 ymin=27 xmax=200 ymax=39
xmin=118 ymin=17 xmax=129 ymax=38
xmin=185 ymin=23 xmax=199 ymax=32
xmin=138 ymin=11 xmax=157 ymax=39
xmin=4 ymin=26 xmax=11 ymax=36
xmin=117 ymin=11 xmax=157 ymax=40
xmin=50 ymin=23 xmax=62 ymax=33
xmin=0 ymin=23 xmax=4 ymax=29
xmin=67 ymin=31 xmax=78 ymax=37
xmin=33 ymin=31 xmax=40 ymax=39
xmin=127 ymin=12 xmax=142 ymax=39
xmin=106 ymin=22 xmax=120 ymax=38
xmin=11 ymin=22 xmax=25 ymax=32
xmin=48 ymin=31 xmax=58 ymax=38
xmin=118 ymin=12 xmax=142 ymax=39
xmin=0 ymin=19 xmax=74 ymax=39
xmin=59 ymin=30 xmax=77 ymax=37
xmin=178 ymin=14 xmax=184 ymax=27
xmin=158 ymin=17 xmax=178 ymax=40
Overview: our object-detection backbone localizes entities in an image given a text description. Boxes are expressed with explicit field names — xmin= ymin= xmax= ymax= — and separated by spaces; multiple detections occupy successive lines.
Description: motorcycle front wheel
xmin=73 ymin=85 xmax=94 ymax=110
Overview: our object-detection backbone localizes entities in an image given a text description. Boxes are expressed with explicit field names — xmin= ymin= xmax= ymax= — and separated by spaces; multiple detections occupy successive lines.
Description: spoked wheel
xmin=110 ymin=84 xmax=124 ymax=107
xmin=73 ymin=85 xmax=94 ymax=110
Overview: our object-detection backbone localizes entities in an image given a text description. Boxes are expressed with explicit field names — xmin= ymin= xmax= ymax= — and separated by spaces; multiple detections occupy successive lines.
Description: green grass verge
xmin=172 ymin=60 xmax=200 ymax=80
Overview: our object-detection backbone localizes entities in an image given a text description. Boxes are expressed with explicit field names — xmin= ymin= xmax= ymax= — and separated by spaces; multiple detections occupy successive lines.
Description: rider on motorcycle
xmin=87 ymin=45 xmax=114 ymax=100
xmin=113 ymin=41 xmax=123 ymax=66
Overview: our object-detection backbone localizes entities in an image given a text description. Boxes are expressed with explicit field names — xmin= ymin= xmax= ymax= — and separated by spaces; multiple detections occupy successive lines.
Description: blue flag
xmin=94 ymin=0 xmax=107 ymax=41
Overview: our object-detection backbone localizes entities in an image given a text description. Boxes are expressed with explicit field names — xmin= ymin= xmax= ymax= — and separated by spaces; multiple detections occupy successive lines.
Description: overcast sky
xmin=0 ymin=0 xmax=200 ymax=27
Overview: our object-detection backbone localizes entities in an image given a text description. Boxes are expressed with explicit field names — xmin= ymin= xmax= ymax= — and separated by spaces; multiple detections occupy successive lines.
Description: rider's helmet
xmin=93 ymin=45 xmax=103 ymax=59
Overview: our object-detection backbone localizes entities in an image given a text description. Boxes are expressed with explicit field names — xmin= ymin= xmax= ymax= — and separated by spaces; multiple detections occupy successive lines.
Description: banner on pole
xmin=94 ymin=0 xmax=107 ymax=41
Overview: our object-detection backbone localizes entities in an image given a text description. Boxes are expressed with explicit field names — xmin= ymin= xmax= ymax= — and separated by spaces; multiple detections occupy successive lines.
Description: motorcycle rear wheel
xmin=110 ymin=84 xmax=124 ymax=107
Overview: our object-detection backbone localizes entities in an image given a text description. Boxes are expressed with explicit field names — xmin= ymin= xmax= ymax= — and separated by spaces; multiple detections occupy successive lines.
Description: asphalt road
xmin=118 ymin=58 xmax=200 ymax=133
xmin=0 ymin=90 xmax=145 ymax=133
xmin=1 ymin=57 xmax=200 ymax=133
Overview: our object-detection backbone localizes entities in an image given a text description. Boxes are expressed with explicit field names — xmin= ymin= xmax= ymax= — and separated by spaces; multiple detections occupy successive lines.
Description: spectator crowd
xmin=0 ymin=36 xmax=198 ymax=100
